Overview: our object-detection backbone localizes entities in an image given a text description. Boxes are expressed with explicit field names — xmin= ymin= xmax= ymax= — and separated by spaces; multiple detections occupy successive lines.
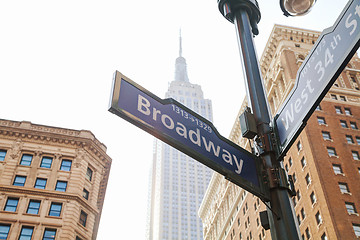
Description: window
xmin=335 ymin=106 xmax=342 ymax=114
xmin=317 ymin=117 xmax=326 ymax=125
xmin=27 ymin=200 xmax=40 ymax=214
xmin=82 ymin=189 xmax=89 ymax=200
xmin=353 ymin=224 xmax=360 ymax=237
xmin=331 ymin=94 xmax=338 ymax=100
xmin=60 ymin=159 xmax=72 ymax=171
xmin=315 ymin=211 xmax=322 ymax=225
xmin=79 ymin=210 xmax=88 ymax=227
xmin=297 ymin=141 xmax=302 ymax=151
xmin=301 ymin=157 xmax=306 ymax=168
xmin=344 ymin=108 xmax=352 ymax=115
xmin=297 ymin=214 xmax=301 ymax=225
xmin=86 ymin=167 xmax=93 ymax=181
xmin=0 ymin=150 xmax=7 ymax=161
xmin=289 ymin=158 xmax=293 ymax=166
xmin=332 ymin=164 xmax=343 ymax=175
xmin=296 ymin=189 xmax=301 ymax=201
xmin=34 ymin=178 xmax=47 ymax=189
xmin=48 ymin=202 xmax=62 ymax=217
xmin=345 ymin=202 xmax=357 ymax=214
xmin=356 ymin=136 xmax=360 ymax=144
xmin=321 ymin=233 xmax=328 ymax=240
xmin=340 ymin=120 xmax=348 ymax=128
xmin=0 ymin=224 xmax=10 ymax=239
xmin=301 ymin=208 xmax=306 ymax=219
xmin=55 ymin=181 xmax=67 ymax=192
xmin=305 ymin=173 xmax=311 ymax=185
xmin=352 ymin=151 xmax=360 ymax=160
xmin=350 ymin=121 xmax=358 ymax=130
xmin=322 ymin=131 xmax=331 ymax=140
xmin=346 ymin=135 xmax=354 ymax=144
xmin=20 ymin=154 xmax=33 ymax=166
xmin=339 ymin=182 xmax=350 ymax=194
xmin=327 ymin=147 xmax=337 ymax=157
xmin=43 ymin=228 xmax=56 ymax=240
xmin=305 ymin=228 xmax=311 ymax=239
xmin=19 ymin=226 xmax=34 ymax=240
xmin=316 ymin=105 xmax=322 ymax=111
xmin=4 ymin=197 xmax=19 ymax=212
xmin=310 ymin=192 xmax=316 ymax=204
xmin=340 ymin=95 xmax=346 ymax=101
xmin=40 ymin=157 xmax=53 ymax=168
xmin=76 ymin=237 xmax=83 ymax=240
xmin=13 ymin=175 xmax=26 ymax=186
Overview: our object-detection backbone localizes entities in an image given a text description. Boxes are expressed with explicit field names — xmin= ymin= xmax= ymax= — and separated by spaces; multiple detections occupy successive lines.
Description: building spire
xmin=174 ymin=29 xmax=190 ymax=82
xmin=179 ymin=29 xmax=182 ymax=57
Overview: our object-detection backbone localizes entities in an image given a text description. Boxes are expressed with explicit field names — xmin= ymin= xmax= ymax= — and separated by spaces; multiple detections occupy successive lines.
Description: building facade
xmin=0 ymin=119 xmax=112 ymax=240
xmin=147 ymin=34 xmax=214 ymax=240
xmin=199 ymin=25 xmax=360 ymax=240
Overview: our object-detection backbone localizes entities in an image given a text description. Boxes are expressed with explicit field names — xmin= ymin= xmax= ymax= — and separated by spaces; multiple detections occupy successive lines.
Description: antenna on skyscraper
xmin=179 ymin=28 xmax=182 ymax=57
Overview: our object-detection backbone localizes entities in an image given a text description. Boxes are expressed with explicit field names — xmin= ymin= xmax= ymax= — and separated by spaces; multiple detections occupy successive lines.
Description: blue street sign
xmin=275 ymin=0 xmax=360 ymax=158
xmin=109 ymin=71 xmax=269 ymax=200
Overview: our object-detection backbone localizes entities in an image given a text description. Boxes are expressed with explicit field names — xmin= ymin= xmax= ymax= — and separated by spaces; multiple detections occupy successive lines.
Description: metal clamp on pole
xmin=268 ymin=167 xmax=296 ymax=196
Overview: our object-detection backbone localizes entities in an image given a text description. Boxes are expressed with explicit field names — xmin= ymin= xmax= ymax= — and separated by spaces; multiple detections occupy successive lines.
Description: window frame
xmin=350 ymin=121 xmax=358 ymax=130
xmin=27 ymin=200 xmax=41 ymax=215
xmin=338 ymin=182 xmax=350 ymax=194
xmin=42 ymin=228 xmax=57 ymax=240
xmin=327 ymin=147 xmax=337 ymax=157
xmin=13 ymin=175 xmax=26 ymax=186
xmin=34 ymin=178 xmax=47 ymax=189
xmin=332 ymin=164 xmax=343 ymax=175
xmin=60 ymin=159 xmax=72 ymax=171
xmin=19 ymin=226 xmax=34 ymax=240
xmin=0 ymin=224 xmax=10 ymax=239
xmin=340 ymin=120 xmax=348 ymax=128
xmin=352 ymin=151 xmax=360 ymax=160
xmin=345 ymin=202 xmax=357 ymax=214
xmin=48 ymin=202 xmax=62 ymax=217
xmin=0 ymin=149 xmax=7 ymax=161
xmin=322 ymin=131 xmax=331 ymax=140
xmin=317 ymin=117 xmax=326 ymax=125
xmin=55 ymin=180 xmax=67 ymax=192
xmin=82 ymin=188 xmax=89 ymax=200
xmin=20 ymin=154 xmax=33 ymax=166
xmin=4 ymin=197 xmax=19 ymax=212
xmin=40 ymin=156 xmax=53 ymax=168
xmin=85 ymin=167 xmax=93 ymax=182
xmin=79 ymin=210 xmax=88 ymax=227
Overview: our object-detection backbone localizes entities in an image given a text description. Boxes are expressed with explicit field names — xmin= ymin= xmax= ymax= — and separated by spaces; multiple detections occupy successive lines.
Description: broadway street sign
xmin=109 ymin=71 xmax=269 ymax=200
xmin=275 ymin=0 xmax=360 ymax=158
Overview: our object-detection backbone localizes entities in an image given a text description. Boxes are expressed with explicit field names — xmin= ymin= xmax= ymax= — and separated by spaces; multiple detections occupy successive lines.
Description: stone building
xmin=0 ymin=119 xmax=111 ymax=239
xmin=199 ymin=25 xmax=360 ymax=240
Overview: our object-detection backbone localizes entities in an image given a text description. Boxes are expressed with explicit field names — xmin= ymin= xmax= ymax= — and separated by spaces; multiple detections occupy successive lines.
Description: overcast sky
xmin=0 ymin=0 xmax=349 ymax=239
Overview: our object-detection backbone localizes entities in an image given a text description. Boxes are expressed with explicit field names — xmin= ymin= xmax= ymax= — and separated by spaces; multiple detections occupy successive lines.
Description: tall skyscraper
xmin=199 ymin=25 xmax=360 ymax=240
xmin=147 ymin=33 xmax=214 ymax=240
xmin=0 ymin=119 xmax=112 ymax=240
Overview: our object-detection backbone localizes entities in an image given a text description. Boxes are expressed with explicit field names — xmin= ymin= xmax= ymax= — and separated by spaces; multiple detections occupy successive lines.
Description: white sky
xmin=0 ymin=0 xmax=349 ymax=239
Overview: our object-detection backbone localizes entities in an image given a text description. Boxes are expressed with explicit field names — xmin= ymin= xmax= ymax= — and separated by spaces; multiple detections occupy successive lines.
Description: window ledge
xmin=348 ymin=212 xmax=359 ymax=216
xmin=341 ymin=192 xmax=352 ymax=195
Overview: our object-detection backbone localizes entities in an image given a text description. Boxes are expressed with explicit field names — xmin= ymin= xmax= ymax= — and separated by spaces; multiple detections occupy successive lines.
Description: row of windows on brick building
xmin=0 ymin=221 xmax=87 ymax=240
xmin=0 ymin=151 xmax=93 ymax=198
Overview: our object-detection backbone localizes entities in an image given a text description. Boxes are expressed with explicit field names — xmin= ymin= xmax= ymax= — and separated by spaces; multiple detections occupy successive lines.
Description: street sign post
xmin=275 ymin=0 xmax=360 ymax=158
xmin=109 ymin=71 xmax=269 ymax=200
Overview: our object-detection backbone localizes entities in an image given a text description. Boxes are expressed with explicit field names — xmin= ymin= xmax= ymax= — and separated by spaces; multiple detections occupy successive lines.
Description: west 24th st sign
xmin=275 ymin=0 xmax=360 ymax=157
xmin=109 ymin=71 xmax=269 ymax=200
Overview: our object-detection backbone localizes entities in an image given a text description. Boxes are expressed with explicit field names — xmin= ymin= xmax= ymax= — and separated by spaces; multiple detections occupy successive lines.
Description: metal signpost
xmin=275 ymin=0 xmax=360 ymax=157
xmin=108 ymin=71 xmax=269 ymax=200
xmin=109 ymin=0 xmax=360 ymax=239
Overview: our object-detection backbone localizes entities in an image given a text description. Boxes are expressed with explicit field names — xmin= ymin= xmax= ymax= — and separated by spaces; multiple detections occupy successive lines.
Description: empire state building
xmin=147 ymin=33 xmax=214 ymax=240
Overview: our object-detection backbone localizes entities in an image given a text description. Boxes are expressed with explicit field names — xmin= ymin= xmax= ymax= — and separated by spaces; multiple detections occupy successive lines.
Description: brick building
xmin=0 ymin=119 xmax=111 ymax=239
xmin=199 ymin=25 xmax=360 ymax=240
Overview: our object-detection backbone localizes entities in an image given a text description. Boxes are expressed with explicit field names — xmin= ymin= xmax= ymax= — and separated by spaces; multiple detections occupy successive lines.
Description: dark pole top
xmin=217 ymin=0 xmax=261 ymax=24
